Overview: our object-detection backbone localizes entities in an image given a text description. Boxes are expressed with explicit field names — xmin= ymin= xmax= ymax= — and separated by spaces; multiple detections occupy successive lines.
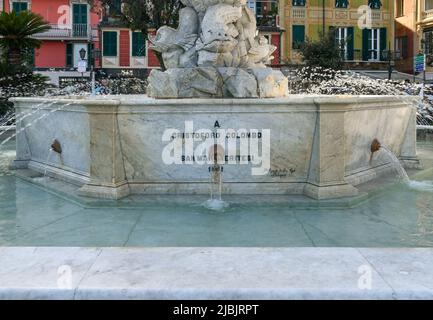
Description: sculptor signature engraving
xmin=268 ymin=168 xmax=296 ymax=178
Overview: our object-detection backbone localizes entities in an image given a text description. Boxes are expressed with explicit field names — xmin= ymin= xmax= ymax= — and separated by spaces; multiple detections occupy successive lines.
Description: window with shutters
xmin=368 ymin=0 xmax=382 ymax=9
xmin=292 ymin=0 xmax=306 ymax=6
xmin=103 ymin=31 xmax=118 ymax=57
xmin=335 ymin=0 xmax=349 ymax=8
xmin=12 ymin=1 xmax=28 ymax=14
xmin=132 ymin=32 xmax=146 ymax=57
xmin=336 ymin=28 xmax=348 ymax=60
xmin=292 ymin=25 xmax=305 ymax=49
xmin=368 ymin=28 xmax=380 ymax=61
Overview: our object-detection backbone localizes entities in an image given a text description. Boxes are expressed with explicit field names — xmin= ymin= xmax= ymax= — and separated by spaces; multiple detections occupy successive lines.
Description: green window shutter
xmin=88 ymin=43 xmax=94 ymax=67
xmin=292 ymin=25 xmax=305 ymax=49
xmin=368 ymin=0 xmax=382 ymax=9
xmin=347 ymin=27 xmax=354 ymax=60
xmin=362 ymin=28 xmax=369 ymax=61
xmin=132 ymin=32 xmax=145 ymax=57
xmin=103 ymin=31 xmax=117 ymax=57
xmin=336 ymin=0 xmax=348 ymax=8
xmin=292 ymin=0 xmax=306 ymax=6
xmin=72 ymin=4 xmax=88 ymax=24
xmin=12 ymin=2 xmax=28 ymax=14
xmin=329 ymin=26 xmax=337 ymax=45
xmin=66 ymin=43 xmax=73 ymax=67
xmin=72 ymin=4 xmax=88 ymax=37
xmin=380 ymin=28 xmax=387 ymax=61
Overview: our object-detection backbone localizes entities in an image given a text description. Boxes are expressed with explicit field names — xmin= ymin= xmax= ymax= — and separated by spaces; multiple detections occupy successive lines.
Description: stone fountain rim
xmin=11 ymin=95 xmax=420 ymax=107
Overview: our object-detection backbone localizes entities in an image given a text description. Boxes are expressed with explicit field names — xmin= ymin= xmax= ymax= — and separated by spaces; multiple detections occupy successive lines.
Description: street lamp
xmin=79 ymin=48 xmax=86 ymax=60
xmin=78 ymin=47 xmax=100 ymax=95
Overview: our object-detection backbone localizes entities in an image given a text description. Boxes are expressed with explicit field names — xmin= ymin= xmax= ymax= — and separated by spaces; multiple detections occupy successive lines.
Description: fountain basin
xmin=11 ymin=95 xmax=420 ymax=200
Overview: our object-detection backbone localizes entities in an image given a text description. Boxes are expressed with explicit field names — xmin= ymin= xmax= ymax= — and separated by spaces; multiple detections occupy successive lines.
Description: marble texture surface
xmin=147 ymin=0 xmax=285 ymax=98
xmin=1 ymin=247 xmax=433 ymax=299
xmin=11 ymin=95 xmax=420 ymax=200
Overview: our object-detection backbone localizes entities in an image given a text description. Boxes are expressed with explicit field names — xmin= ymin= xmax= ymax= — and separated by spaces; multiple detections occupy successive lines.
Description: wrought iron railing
xmin=34 ymin=23 xmax=89 ymax=39
xmin=72 ymin=24 xmax=88 ymax=38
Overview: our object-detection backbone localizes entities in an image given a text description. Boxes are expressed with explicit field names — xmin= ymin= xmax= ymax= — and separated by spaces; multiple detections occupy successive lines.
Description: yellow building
xmin=276 ymin=0 xmax=395 ymax=66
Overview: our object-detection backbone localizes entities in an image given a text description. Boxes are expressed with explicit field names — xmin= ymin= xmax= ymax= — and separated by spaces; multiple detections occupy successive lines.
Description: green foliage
xmin=89 ymin=0 xmax=182 ymax=35
xmin=0 ymin=64 xmax=51 ymax=117
xmin=299 ymin=31 xmax=344 ymax=74
xmin=0 ymin=11 xmax=50 ymax=65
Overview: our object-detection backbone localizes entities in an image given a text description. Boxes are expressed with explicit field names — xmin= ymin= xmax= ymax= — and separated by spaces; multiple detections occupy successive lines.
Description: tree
xmin=88 ymin=0 xmax=183 ymax=68
xmin=0 ymin=11 xmax=50 ymax=65
xmin=300 ymin=31 xmax=344 ymax=72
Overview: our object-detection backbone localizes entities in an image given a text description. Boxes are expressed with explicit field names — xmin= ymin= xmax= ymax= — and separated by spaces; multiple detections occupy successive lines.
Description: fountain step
xmin=1 ymin=247 xmax=433 ymax=300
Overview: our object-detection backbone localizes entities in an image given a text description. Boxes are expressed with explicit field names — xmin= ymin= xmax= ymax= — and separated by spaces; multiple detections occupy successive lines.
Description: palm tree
xmin=0 ymin=11 xmax=50 ymax=65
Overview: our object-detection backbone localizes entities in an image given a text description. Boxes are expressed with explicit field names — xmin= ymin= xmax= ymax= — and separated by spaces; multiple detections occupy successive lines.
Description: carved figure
xmin=149 ymin=7 xmax=199 ymax=68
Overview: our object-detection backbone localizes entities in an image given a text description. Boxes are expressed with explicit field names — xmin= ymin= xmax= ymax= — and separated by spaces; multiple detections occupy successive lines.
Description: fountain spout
xmin=371 ymin=139 xmax=381 ymax=153
xmin=370 ymin=138 xmax=381 ymax=163
xmin=51 ymin=139 xmax=62 ymax=154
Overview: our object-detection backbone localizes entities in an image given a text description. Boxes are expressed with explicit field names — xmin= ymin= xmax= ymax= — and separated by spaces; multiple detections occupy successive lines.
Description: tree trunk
xmin=8 ymin=47 xmax=22 ymax=66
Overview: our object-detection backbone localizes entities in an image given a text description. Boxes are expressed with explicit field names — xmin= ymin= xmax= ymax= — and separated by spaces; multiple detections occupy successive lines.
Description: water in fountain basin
xmin=0 ymin=102 xmax=73 ymax=148
xmin=407 ymin=180 xmax=433 ymax=192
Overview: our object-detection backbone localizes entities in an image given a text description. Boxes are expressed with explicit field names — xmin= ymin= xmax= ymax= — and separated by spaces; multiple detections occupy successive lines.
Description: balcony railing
xmin=73 ymin=24 xmax=88 ymax=37
xmin=34 ymin=23 xmax=89 ymax=39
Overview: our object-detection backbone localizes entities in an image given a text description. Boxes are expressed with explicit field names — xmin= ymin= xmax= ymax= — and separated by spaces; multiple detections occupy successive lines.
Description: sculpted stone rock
xmin=249 ymin=69 xmax=289 ymax=98
xmin=218 ymin=68 xmax=258 ymax=98
xmin=148 ymin=68 xmax=223 ymax=98
xmin=148 ymin=0 xmax=288 ymax=98
xmin=147 ymin=70 xmax=178 ymax=98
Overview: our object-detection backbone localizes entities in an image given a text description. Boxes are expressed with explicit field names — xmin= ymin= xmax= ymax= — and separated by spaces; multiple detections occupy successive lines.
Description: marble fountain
xmin=10 ymin=0 xmax=421 ymax=201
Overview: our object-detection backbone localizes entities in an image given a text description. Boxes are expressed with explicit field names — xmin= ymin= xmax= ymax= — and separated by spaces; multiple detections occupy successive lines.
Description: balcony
xmin=34 ymin=23 xmax=90 ymax=40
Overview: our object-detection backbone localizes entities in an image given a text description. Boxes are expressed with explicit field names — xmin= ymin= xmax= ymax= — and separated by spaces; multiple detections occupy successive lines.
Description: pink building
xmin=1 ymin=0 xmax=159 ymax=83
xmin=3 ymin=0 xmax=102 ymax=70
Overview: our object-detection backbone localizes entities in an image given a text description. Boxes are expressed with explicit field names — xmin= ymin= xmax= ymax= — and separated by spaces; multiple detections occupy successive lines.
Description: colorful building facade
xmin=3 ymin=0 xmax=102 ymax=70
xmin=393 ymin=0 xmax=433 ymax=74
xmin=279 ymin=0 xmax=395 ymax=67
xmin=8 ymin=0 xmax=433 ymax=76
xmin=97 ymin=0 xmax=159 ymax=73
xmin=1 ymin=0 xmax=159 ymax=76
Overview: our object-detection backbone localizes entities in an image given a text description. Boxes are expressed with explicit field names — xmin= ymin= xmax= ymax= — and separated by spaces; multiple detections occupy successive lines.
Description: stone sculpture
xmin=148 ymin=0 xmax=288 ymax=98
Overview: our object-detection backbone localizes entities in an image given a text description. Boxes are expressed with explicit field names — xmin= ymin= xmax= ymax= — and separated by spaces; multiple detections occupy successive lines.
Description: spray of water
xmin=0 ymin=102 xmax=73 ymax=147
xmin=0 ymin=100 xmax=58 ymax=140
xmin=380 ymin=146 xmax=433 ymax=192
xmin=380 ymin=146 xmax=410 ymax=183
xmin=203 ymin=144 xmax=229 ymax=211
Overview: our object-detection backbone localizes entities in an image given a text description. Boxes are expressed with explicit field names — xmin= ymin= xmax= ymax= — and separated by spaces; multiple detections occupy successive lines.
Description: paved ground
xmin=1 ymin=247 xmax=433 ymax=300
